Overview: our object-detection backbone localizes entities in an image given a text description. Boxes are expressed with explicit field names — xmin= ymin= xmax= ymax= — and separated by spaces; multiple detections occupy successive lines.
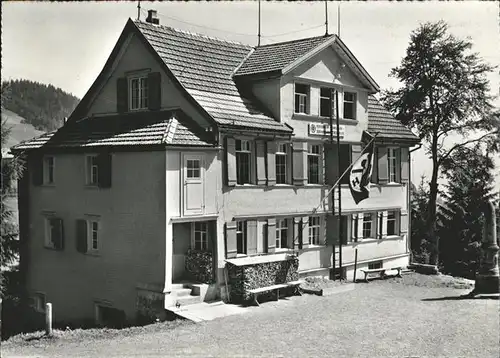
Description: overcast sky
xmin=2 ymin=1 xmax=500 ymax=190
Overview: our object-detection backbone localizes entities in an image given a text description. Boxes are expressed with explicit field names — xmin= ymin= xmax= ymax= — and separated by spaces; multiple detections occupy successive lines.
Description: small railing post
xmin=353 ymin=249 xmax=358 ymax=283
xmin=45 ymin=302 xmax=53 ymax=336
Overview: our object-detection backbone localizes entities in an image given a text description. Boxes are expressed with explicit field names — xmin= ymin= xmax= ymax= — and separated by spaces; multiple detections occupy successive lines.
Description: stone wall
xmin=227 ymin=256 xmax=299 ymax=303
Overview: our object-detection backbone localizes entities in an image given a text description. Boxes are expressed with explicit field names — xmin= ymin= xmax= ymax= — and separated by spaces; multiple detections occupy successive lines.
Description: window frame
xmin=387 ymin=147 xmax=399 ymax=183
xmin=43 ymin=156 xmax=55 ymax=185
xmin=44 ymin=215 xmax=63 ymax=250
xmin=235 ymin=139 xmax=253 ymax=185
xmin=362 ymin=213 xmax=374 ymax=239
xmin=186 ymin=158 xmax=201 ymax=180
xmin=368 ymin=260 xmax=383 ymax=270
xmin=275 ymin=142 xmax=291 ymax=185
xmin=192 ymin=221 xmax=209 ymax=251
xmin=307 ymin=144 xmax=322 ymax=185
xmin=275 ymin=218 xmax=290 ymax=249
xmin=319 ymin=87 xmax=332 ymax=118
xmin=308 ymin=216 xmax=322 ymax=245
xmin=236 ymin=221 xmax=247 ymax=255
xmin=88 ymin=219 xmax=100 ymax=252
xmin=128 ymin=75 xmax=149 ymax=111
xmin=294 ymin=83 xmax=310 ymax=114
xmin=386 ymin=211 xmax=398 ymax=236
xmin=85 ymin=155 xmax=99 ymax=186
xmin=343 ymin=91 xmax=357 ymax=120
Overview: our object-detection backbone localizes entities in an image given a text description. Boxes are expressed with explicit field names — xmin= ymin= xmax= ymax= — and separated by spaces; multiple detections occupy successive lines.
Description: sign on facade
xmin=308 ymin=123 xmax=345 ymax=138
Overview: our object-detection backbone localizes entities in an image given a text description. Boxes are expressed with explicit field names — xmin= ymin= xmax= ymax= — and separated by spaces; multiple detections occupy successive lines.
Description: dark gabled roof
xmin=11 ymin=110 xmax=215 ymax=151
xmin=133 ymin=20 xmax=292 ymax=134
xmin=234 ymin=35 xmax=334 ymax=76
xmin=367 ymin=96 xmax=419 ymax=143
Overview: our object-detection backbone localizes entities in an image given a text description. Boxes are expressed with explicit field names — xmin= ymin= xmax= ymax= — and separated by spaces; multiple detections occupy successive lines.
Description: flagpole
xmin=309 ymin=132 xmax=379 ymax=219
xmin=329 ymin=90 xmax=336 ymax=280
xmin=335 ymin=90 xmax=343 ymax=280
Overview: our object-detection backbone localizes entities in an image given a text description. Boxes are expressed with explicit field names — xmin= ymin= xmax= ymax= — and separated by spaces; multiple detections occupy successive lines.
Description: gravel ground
xmin=3 ymin=274 xmax=499 ymax=358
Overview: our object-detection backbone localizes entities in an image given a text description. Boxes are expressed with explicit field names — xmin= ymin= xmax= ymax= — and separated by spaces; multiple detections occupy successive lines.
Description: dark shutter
xmin=256 ymin=141 xmax=267 ymax=185
xmin=324 ymin=143 xmax=339 ymax=185
xmin=339 ymin=144 xmax=351 ymax=184
xmin=326 ymin=215 xmax=339 ymax=246
xmin=371 ymin=147 xmax=379 ymax=183
xmin=225 ymin=222 xmax=237 ymax=259
xmin=400 ymin=147 xmax=409 ymax=182
xmin=148 ymin=72 xmax=161 ymax=111
xmin=377 ymin=146 xmax=389 ymax=184
xmin=266 ymin=218 xmax=276 ymax=253
xmin=297 ymin=218 xmax=303 ymax=250
xmin=98 ymin=153 xmax=112 ymax=188
xmin=52 ymin=218 xmax=64 ymax=250
xmin=340 ymin=216 xmax=348 ymax=245
xmin=32 ymin=155 xmax=44 ymax=186
xmin=247 ymin=221 xmax=258 ymax=255
xmin=116 ymin=77 xmax=128 ymax=113
xmin=76 ymin=219 xmax=88 ymax=253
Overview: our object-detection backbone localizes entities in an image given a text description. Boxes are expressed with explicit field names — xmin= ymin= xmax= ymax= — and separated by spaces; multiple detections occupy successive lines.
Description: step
xmin=171 ymin=283 xmax=192 ymax=290
xmin=171 ymin=295 xmax=202 ymax=308
xmin=171 ymin=288 xmax=194 ymax=297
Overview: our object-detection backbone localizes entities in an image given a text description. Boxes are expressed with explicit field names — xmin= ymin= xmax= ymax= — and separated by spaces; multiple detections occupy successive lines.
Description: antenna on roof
xmin=337 ymin=2 xmax=341 ymax=37
xmin=137 ymin=0 xmax=141 ymax=21
xmin=258 ymin=0 xmax=261 ymax=46
xmin=324 ymin=0 xmax=329 ymax=36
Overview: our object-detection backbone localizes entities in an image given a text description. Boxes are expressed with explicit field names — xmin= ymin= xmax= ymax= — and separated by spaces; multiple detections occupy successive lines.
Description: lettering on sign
xmin=308 ymin=123 xmax=345 ymax=138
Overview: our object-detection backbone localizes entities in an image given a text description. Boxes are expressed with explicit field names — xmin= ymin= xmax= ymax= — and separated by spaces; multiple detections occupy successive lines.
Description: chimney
xmin=146 ymin=10 xmax=159 ymax=25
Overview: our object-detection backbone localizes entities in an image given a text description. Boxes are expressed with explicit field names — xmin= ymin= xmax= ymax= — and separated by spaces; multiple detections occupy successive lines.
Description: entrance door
xmin=183 ymin=154 xmax=205 ymax=216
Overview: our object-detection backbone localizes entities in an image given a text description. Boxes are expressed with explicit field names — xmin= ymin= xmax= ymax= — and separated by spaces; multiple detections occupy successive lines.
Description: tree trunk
xmin=427 ymin=154 xmax=440 ymax=265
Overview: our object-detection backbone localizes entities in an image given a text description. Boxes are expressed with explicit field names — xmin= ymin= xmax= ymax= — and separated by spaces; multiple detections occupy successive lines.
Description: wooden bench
xmin=360 ymin=267 xmax=403 ymax=282
xmin=247 ymin=280 xmax=304 ymax=306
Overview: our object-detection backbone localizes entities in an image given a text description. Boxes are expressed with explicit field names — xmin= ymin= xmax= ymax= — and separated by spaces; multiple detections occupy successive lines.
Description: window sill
xmin=300 ymin=244 xmax=325 ymax=251
xmin=274 ymin=248 xmax=294 ymax=253
xmin=85 ymin=185 xmax=100 ymax=189
xmin=41 ymin=183 xmax=56 ymax=188
xmin=85 ymin=251 xmax=101 ymax=257
xmin=44 ymin=246 xmax=63 ymax=251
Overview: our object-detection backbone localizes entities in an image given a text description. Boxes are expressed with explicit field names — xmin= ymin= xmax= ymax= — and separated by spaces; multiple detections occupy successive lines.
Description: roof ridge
xmin=257 ymin=34 xmax=334 ymax=48
xmin=133 ymin=19 xmax=252 ymax=48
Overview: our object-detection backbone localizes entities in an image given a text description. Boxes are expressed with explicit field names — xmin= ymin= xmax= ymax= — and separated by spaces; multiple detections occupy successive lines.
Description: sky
xmin=2 ymin=1 xmax=500 ymax=191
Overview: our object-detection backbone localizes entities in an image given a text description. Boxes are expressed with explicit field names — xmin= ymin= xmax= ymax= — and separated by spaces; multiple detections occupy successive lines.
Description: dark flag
xmin=349 ymin=131 xmax=375 ymax=204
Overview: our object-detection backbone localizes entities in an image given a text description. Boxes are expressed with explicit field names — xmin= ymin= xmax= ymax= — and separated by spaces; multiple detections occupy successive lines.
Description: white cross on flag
xmin=349 ymin=131 xmax=375 ymax=204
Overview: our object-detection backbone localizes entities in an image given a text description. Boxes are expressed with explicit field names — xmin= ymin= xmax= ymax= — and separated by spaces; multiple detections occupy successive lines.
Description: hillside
xmin=1 ymin=79 xmax=80 ymax=132
xmin=1 ymin=109 xmax=44 ymax=152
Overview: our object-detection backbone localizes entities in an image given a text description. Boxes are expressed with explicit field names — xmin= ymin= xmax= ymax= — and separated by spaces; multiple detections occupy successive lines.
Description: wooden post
xmin=45 ymin=303 xmax=53 ymax=336
xmin=353 ymin=248 xmax=358 ymax=283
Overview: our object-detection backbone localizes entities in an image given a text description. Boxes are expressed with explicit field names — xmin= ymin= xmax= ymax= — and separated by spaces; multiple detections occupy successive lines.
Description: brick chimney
xmin=146 ymin=10 xmax=159 ymax=25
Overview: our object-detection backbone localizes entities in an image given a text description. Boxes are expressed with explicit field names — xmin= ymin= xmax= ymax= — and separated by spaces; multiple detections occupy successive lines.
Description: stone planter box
xmin=408 ymin=263 xmax=439 ymax=275
xmin=301 ymin=283 xmax=355 ymax=296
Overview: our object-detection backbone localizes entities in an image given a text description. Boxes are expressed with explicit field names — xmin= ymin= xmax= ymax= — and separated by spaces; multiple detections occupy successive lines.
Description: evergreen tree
xmin=437 ymin=144 xmax=496 ymax=279
xmin=382 ymin=21 xmax=499 ymax=265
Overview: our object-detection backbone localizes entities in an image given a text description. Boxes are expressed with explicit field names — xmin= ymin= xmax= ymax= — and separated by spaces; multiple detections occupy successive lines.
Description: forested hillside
xmin=1 ymin=79 xmax=80 ymax=132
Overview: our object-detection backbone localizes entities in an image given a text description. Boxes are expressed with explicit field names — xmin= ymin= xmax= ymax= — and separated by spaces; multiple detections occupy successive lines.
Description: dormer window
xmin=294 ymin=84 xmax=309 ymax=114
xmin=129 ymin=76 xmax=149 ymax=110
xmin=343 ymin=91 xmax=356 ymax=120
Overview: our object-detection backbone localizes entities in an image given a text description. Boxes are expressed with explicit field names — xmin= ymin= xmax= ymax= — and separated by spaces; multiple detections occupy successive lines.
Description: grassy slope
xmin=1 ymin=109 xmax=44 ymax=151
xmin=3 ymin=274 xmax=498 ymax=358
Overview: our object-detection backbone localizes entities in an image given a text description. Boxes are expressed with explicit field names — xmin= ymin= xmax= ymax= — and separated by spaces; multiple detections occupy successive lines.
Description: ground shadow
xmin=422 ymin=294 xmax=499 ymax=302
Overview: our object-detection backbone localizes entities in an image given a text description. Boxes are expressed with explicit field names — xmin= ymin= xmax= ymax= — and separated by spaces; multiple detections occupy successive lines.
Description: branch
xmin=436 ymin=119 xmax=486 ymax=139
xmin=438 ymin=130 xmax=499 ymax=165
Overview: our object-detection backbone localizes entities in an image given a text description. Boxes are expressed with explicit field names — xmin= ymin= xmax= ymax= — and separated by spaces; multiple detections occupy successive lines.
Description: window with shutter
xmin=86 ymin=155 xmax=99 ymax=186
xmin=44 ymin=217 xmax=64 ymax=250
xmin=97 ymin=153 xmax=112 ymax=188
xmin=147 ymin=72 xmax=161 ymax=110
xmin=116 ymin=77 xmax=128 ymax=113
xmin=76 ymin=219 xmax=88 ymax=253
xmin=129 ymin=76 xmax=149 ymax=110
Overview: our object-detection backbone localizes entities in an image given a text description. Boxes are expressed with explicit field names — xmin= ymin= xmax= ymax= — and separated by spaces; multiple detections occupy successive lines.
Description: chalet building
xmin=12 ymin=11 xmax=419 ymax=325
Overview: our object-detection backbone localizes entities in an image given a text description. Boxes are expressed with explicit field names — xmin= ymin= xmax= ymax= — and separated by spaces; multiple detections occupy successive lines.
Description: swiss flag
xmin=349 ymin=131 xmax=375 ymax=204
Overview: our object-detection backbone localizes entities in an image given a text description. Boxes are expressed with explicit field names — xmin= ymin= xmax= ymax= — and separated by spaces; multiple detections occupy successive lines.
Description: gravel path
xmin=3 ymin=277 xmax=499 ymax=358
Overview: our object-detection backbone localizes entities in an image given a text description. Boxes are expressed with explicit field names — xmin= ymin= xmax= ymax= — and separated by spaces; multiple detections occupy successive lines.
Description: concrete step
xmin=172 ymin=294 xmax=202 ymax=307
xmin=171 ymin=288 xmax=194 ymax=297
